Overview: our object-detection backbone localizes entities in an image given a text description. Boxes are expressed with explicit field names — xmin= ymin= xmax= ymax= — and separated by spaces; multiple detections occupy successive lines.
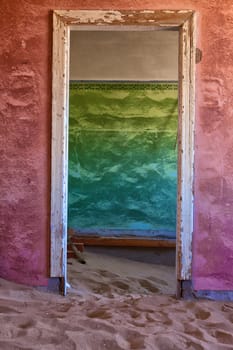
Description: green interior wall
xmin=68 ymin=82 xmax=178 ymax=238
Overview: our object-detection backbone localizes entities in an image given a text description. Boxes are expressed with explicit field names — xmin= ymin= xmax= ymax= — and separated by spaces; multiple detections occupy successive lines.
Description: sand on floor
xmin=0 ymin=250 xmax=233 ymax=350
xmin=68 ymin=249 xmax=176 ymax=296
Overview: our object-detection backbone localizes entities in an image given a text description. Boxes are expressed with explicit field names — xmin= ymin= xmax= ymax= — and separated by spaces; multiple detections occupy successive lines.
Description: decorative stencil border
xmin=70 ymin=81 xmax=178 ymax=91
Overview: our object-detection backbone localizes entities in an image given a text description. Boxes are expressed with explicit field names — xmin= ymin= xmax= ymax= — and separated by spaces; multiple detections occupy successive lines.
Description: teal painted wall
xmin=68 ymin=82 xmax=178 ymax=238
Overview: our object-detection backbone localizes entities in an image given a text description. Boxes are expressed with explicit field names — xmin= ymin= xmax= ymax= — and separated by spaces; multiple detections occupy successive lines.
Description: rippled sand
xmin=0 ymin=251 xmax=232 ymax=349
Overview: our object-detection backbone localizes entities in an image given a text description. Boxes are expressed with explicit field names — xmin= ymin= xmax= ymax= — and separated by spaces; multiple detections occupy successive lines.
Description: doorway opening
xmin=68 ymin=29 xmax=178 ymax=296
xmin=51 ymin=10 xmax=196 ymax=296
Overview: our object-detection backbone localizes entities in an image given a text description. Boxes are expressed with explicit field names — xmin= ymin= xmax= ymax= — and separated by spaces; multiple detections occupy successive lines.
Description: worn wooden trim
xmin=69 ymin=236 xmax=176 ymax=248
xmin=55 ymin=10 xmax=193 ymax=27
xmin=51 ymin=10 xmax=196 ymax=295
xmin=176 ymin=13 xmax=196 ymax=281
xmin=70 ymin=25 xmax=178 ymax=31
xmin=50 ymin=12 xmax=70 ymax=294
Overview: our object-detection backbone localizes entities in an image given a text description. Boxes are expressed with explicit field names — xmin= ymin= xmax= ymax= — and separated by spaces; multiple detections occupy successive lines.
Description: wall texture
xmin=0 ymin=0 xmax=233 ymax=291
xmin=70 ymin=31 xmax=178 ymax=80
xmin=68 ymin=82 xmax=178 ymax=237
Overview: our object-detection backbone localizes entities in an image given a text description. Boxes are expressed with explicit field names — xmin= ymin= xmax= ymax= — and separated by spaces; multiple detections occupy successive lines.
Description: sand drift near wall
xmin=68 ymin=250 xmax=176 ymax=296
xmin=0 ymin=251 xmax=233 ymax=349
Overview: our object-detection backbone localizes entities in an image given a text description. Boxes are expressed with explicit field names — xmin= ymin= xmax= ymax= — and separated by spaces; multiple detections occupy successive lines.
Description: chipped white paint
xmin=51 ymin=10 xmax=196 ymax=295
xmin=178 ymin=10 xmax=193 ymax=13
xmin=142 ymin=10 xmax=156 ymax=14
xmin=176 ymin=13 xmax=196 ymax=281
xmin=56 ymin=10 xmax=125 ymax=24
xmin=51 ymin=11 xmax=70 ymax=295
xmin=159 ymin=23 xmax=181 ymax=27
xmin=163 ymin=10 xmax=177 ymax=13
xmin=55 ymin=10 xmax=193 ymax=26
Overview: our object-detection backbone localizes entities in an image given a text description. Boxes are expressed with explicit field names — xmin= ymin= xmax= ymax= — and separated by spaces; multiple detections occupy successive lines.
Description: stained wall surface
xmin=0 ymin=0 xmax=233 ymax=291
xmin=70 ymin=31 xmax=178 ymax=81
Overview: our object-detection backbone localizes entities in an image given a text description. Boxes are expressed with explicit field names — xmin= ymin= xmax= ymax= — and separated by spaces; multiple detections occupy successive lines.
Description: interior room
xmin=67 ymin=29 xmax=179 ymax=296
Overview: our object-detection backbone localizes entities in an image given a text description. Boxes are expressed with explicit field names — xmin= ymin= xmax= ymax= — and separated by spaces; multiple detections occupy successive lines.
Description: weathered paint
xmin=50 ymin=10 xmax=69 ymax=294
xmin=51 ymin=9 xmax=195 ymax=293
xmin=58 ymin=9 xmax=193 ymax=26
xmin=0 ymin=0 xmax=233 ymax=292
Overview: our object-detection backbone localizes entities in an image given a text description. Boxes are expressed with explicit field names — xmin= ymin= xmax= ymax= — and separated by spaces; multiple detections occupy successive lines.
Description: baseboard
xmin=35 ymin=277 xmax=60 ymax=294
xmin=70 ymin=235 xmax=176 ymax=248
xmin=178 ymin=280 xmax=233 ymax=301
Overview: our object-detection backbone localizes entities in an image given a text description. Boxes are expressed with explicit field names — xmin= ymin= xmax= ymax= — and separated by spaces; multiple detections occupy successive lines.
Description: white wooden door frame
xmin=50 ymin=10 xmax=196 ymax=295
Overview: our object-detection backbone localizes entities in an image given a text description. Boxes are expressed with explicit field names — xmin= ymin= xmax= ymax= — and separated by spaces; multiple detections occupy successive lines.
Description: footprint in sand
xmin=154 ymin=336 xmax=181 ymax=350
xmin=86 ymin=308 xmax=111 ymax=320
xmin=80 ymin=318 xmax=116 ymax=334
xmin=158 ymin=310 xmax=173 ymax=326
xmin=194 ymin=308 xmax=211 ymax=321
xmin=98 ymin=269 xmax=119 ymax=278
xmin=185 ymin=340 xmax=204 ymax=350
xmin=112 ymin=280 xmax=130 ymax=291
xmin=56 ymin=303 xmax=73 ymax=313
xmin=138 ymin=279 xmax=160 ymax=293
xmin=222 ymin=303 xmax=233 ymax=312
xmin=100 ymin=338 xmax=125 ymax=350
xmin=123 ymin=329 xmax=146 ymax=349
xmin=183 ymin=323 xmax=205 ymax=341
xmin=154 ymin=334 xmax=204 ymax=350
xmin=92 ymin=283 xmax=111 ymax=294
xmin=214 ymin=330 xmax=233 ymax=345
xmin=229 ymin=313 xmax=233 ymax=323
xmin=129 ymin=310 xmax=141 ymax=319
xmin=0 ymin=306 xmax=21 ymax=314
xmin=18 ymin=319 xmax=36 ymax=329
xmin=146 ymin=313 xmax=155 ymax=322
xmin=149 ymin=276 xmax=168 ymax=286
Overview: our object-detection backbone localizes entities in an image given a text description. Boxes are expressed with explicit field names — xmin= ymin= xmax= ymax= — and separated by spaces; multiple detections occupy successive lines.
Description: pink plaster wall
xmin=0 ymin=0 xmax=233 ymax=290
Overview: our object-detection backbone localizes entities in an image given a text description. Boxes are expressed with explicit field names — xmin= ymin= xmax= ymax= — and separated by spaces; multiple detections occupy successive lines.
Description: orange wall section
xmin=0 ymin=0 xmax=233 ymax=291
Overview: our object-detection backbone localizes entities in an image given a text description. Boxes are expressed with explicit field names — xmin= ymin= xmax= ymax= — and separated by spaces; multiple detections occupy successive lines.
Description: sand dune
xmin=0 ymin=251 xmax=233 ymax=349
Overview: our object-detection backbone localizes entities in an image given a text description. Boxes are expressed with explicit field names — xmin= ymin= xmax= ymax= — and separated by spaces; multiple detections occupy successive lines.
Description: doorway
xmin=50 ymin=10 xmax=196 ymax=295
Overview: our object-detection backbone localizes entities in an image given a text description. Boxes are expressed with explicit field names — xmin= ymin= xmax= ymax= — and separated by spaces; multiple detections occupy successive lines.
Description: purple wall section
xmin=0 ymin=0 xmax=233 ymax=290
